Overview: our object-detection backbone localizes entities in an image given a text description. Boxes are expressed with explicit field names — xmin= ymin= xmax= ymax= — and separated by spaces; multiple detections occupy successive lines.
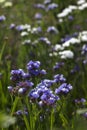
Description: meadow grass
xmin=0 ymin=0 xmax=87 ymax=130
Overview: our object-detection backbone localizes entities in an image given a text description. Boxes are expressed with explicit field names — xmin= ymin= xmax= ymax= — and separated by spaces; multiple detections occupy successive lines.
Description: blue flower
xmin=33 ymin=4 xmax=45 ymax=10
xmin=46 ymin=3 xmax=58 ymax=11
xmin=53 ymin=74 xmax=66 ymax=83
xmin=47 ymin=26 xmax=58 ymax=34
xmin=81 ymin=44 xmax=87 ymax=55
xmin=0 ymin=15 xmax=6 ymax=22
xmin=53 ymin=62 xmax=64 ymax=70
xmin=34 ymin=13 xmax=42 ymax=20
xmin=10 ymin=69 xmax=25 ymax=82
xmin=27 ymin=60 xmax=41 ymax=71
xmin=55 ymin=83 xmax=72 ymax=95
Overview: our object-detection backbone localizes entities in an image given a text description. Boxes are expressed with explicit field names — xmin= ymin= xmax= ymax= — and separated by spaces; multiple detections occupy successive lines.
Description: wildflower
xmin=71 ymin=65 xmax=80 ymax=74
xmin=55 ymin=83 xmax=72 ymax=95
xmin=22 ymin=39 xmax=31 ymax=45
xmin=39 ymin=37 xmax=51 ymax=45
xmin=16 ymin=25 xmax=24 ymax=31
xmin=41 ymin=79 xmax=55 ymax=88
xmin=53 ymin=62 xmax=64 ymax=70
xmin=18 ymin=88 xmax=27 ymax=95
xmin=10 ymin=69 xmax=25 ymax=82
xmin=20 ymin=31 xmax=28 ymax=37
xmin=53 ymin=44 xmax=64 ymax=51
xmin=77 ymin=0 xmax=85 ymax=5
xmin=9 ymin=23 xmax=15 ymax=29
xmin=34 ymin=3 xmax=45 ymax=10
xmin=7 ymin=86 xmax=13 ymax=93
xmin=31 ymin=27 xmax=42 ymax=34
xmin=46 ymin=3 xmax=58 ymax=11
xmin=0 ymin=15 xmax=6 ymax=22
xmin=34 ymin=13 xmax=42 ymax=20
xmin=47 ymin=26 xmax=58 ymax=34
xmin=27 ymin=60 xmax=41 ymax=71
xmin=81 ymin=44 xmax=87 ymax=54
xmin=3 ymin=2 xmax=12 ymax=8
xmin=62 ymin=37 xmax=80 ymax=48
xmin=0 ymin=0 xmax=5 ymax=3
xmin=53 ymin=74 xmax=66 ymax=83
xmin=68 ymin=15 xmax=74 ymax=21
xmin=59 ymin=50 xmax=74 ymax=59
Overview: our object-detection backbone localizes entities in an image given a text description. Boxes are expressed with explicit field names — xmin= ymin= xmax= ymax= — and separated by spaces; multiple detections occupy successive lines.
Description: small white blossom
xmin=59 ymin=50 xmax=74 ymax=59
xmin=62 ymin=38 xmax=80 ymax=47
xmin=21 ymin=31 xmax=28 ymax=37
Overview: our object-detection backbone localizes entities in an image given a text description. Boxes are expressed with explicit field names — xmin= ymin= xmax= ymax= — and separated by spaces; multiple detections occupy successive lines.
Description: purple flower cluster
xmin=28 ymin=80 xmax=59 ymax=106
xmin=55 ymin=83 xmax=72 ymax=95
xmin=53 ymin=74 xmax=66 ymax=83
xmin=27 ymin=60 xmax=46 ymax=76
xmin=53 ymin=62 xmax=64 ymax=70
xmin=8 ymin=60 xmax=46 ymax=96
xmin=28 ymin=73 xmax=72 ymax=106
xmin=33 ymin=2 xmax=58 ymax=11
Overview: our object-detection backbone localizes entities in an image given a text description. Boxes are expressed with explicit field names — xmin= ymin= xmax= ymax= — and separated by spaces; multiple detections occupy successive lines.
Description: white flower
xmin=68 ymin=5 xmax=77 ymax=10
xmin=3 ymin=2 xmax=12 ymax=7
xmin=78 ymin=3 xmax=87 ymax=10
xmin=78 ymin=31 xmax=87 ymax=41
xmin=0 ymin=0 xmax=5 ymax=3
xmin=59 ymin=50 xmax=74 ymax=59
xmin=54 ymin=44 xmax=64 ymax=51
xmin=21 ymin=31 xmax=28 ymax=37
xmin=57 ymin=5 xmax=77 ymax=18
xmin=62 ymin=38 xmax=80 ymax=47
xmin=77 ymin=0 xmax=85 ymax=5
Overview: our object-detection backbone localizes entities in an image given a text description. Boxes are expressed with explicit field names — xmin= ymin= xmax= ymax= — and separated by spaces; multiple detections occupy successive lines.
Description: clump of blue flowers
xmin=8 ymin=60 xmax=72 ymax=117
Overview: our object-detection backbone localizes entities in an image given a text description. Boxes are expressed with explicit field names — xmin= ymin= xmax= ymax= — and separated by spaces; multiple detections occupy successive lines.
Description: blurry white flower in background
xmin=77 ymin=0 xmax=86 ymax=5
xmin=62 ymin=38 xmax=80 ymax=48
xmin=0 ymin=0 xmax=5 ymax=3
xmin=59 ymin=50 xmax=74 ymax=59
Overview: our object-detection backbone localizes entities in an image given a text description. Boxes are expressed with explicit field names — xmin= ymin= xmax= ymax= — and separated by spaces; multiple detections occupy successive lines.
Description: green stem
xmin=0 ymin=41 xmax=7 ymax=62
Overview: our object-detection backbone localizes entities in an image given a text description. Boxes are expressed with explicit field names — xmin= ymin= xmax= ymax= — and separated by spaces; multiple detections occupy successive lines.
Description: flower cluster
xmin=8 ymin=60 xmax=46 ymax=96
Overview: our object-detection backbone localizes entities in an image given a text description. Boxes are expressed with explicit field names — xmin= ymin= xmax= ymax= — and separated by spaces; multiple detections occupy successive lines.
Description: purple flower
xmin=70 ymin=65 xmax=80 ymax=74
xmin=8 ymin=86 xmax=13 ymax=93
xmin=82 ymin=112 xmax=87 ymax=119
xmin=10 ymin=69 xmax=25 ymax=82
xmin=81 ymin=44 xmax=87 ymax=55
xmin=33 ymin=4 xmax=45 ymax=9
xmin=18 ymin=88 xmax=27 ymax=95
xmin=0 ymin=15 xmax=6 ymax=22
xmin=17 ymin=80 xmax=34 ymax=88
xmin=40 ymin=69 xmax=47 ymax=75
xmin=53 ymin=62 xmax=64 ymax=70
xmin=39 ymin=37 xmax=51 ymax=45
xmin=53 ymin=74 xmax=66 ymax=83
xmin=46 ymin=3 xmax=58 ymax=11
xmin=34 ymin=13 xmax=42 ymax=20
xmin=15 ymin=110 xmax=28 ymax=116
xmin=47 ymin=26 xmax=58 ymax=34
xmin=68 ymin=15 xmax=74 ymax=21
xmin=9 ymin=23 xmax=15 ymax=29
xmin=27 ymin=60 xmax=41 ymax=71
xmin=29 ymin=90 xmax=39 ymax=99
xmin=16 ymin=25 xmax=24 ymax=31
xmin=41 ymin=79 xmax=55 ymax=88
xmin=55 ymin=83 xmax=72 ymax=95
